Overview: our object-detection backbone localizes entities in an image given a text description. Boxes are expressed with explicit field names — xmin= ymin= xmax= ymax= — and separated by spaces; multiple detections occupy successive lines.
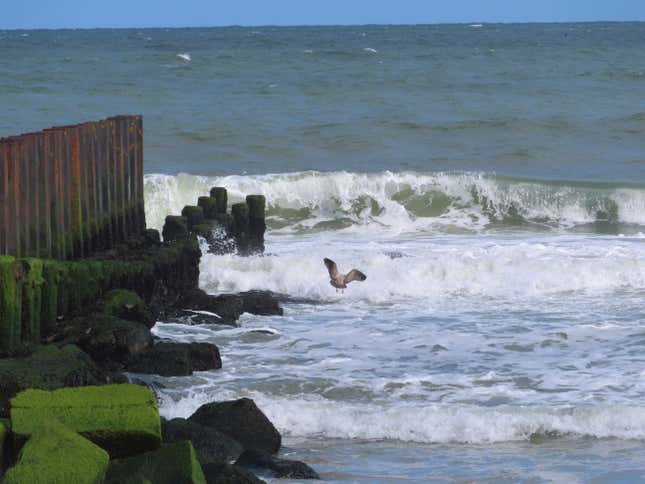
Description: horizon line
xmin=2 ymin=19 xmax=645 ymax=31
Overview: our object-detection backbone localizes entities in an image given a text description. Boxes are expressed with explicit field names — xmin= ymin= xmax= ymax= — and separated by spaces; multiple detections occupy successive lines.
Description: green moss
xmin=181 ymin=206 xmax=205 ymax=229
xmin=40 ymin=261 xmax=64 ymax=332
xmin=21 ymin=259 xmax=44 ymax=345
xmin=197 ymin=196 xmax=218 ymax=219
xmin=103 ymin=289 xmax=153 ymax=328
xmin=245 ymin=195 xmax=266 ymax=219
xmin=3 ymin=419 xmax=109 ymax=484
xmin=0 ymin=257 xmax=22 ymax=354
xmin=105 ymin=440 xmax=206 ymax=484
xmin=209 ymin=187 xmax=228 ymax=214
xmin=11 ymin=384 xmax=161 ymax=458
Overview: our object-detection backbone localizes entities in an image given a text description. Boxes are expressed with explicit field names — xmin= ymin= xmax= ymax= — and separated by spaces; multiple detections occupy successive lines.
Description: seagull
xmin=324 ymin=258 xmax=367 ymax=293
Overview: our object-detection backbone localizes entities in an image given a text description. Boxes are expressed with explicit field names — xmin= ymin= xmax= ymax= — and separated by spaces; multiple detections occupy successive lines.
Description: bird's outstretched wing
xmin=324 ymin=258 xmax=339 ymax=279
xmin=344 ymin=269 xmax=367 ymax=284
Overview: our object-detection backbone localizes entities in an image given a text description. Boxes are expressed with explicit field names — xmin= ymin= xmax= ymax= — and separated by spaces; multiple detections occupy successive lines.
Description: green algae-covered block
xmin=197 ymin=196 xmax=218 ymax=219
xmin=11 ymin=384 xmax=161 ymax=458
xmin=40 ymin=260 xmax=65 ymax=332
xmin=210 ymin=187 xmax=228 ymax=214
xmin=21 ymin=258 xmax=44 ymax=345
xmin=105 ymin=440 xmax=206 ymax=484
xmin=181 ymin=205 xmax=205 ymax=229
xmin=103 ymin=289 xmax=154 ymax=328
xmin=3 ymin=419 xmax=108 ymax=484
xmin=0 ymin=256 xmax=23 ymax=354
xmin=245 ymin=195 xmax=266 ymax=219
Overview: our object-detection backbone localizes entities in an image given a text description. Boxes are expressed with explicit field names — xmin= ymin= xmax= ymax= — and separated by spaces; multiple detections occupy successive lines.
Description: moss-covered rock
xmin=0 ymin=345 xmax=108 ymax=418
xmin=2 ymin=419 xmax=109 ymax=484
xmin=209 ymin=187 xmax=228 ymax=214
xmin=162 ymin=216 xmax=189 ymax=242
xmin=103 ymin=289 xmax=155 ymax=328
xmin=105 ymin=440 xmax=206 ymax=484
xmin=10 ymin=384 xmax=161 ymax=458
xmin=198 ymin=196 xmax=218 ymax=219
xmin=0 ymin=256 xmax=23 ymax=354
xmin=181 ymin=206 xmax=205 ymax=229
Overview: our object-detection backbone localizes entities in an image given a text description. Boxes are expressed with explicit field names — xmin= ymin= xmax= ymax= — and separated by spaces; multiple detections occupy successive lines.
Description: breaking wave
xmin=145 ymin=171 xmax=645 ymax=235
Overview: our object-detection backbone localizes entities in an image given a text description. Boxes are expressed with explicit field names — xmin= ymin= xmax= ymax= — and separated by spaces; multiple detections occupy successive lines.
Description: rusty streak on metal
xmin=0 ymin=116 xmax=145 ymax=259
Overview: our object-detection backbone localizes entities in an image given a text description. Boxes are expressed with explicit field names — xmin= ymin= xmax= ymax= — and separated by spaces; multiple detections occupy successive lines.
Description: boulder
xmin=162 ymin=417 xmax=243 ymax=463
xmin=102 ymin=289 xmax=155 ymax=328
xmin=2 ymin=419 xmax=109 ymax=484
xmin=202 ymin=461 xmax=266 ymax=484
xmin=176 ymin=289 xmax=283 ymax=323
xmin=188 ymin=398 xmax=281 ymax=455
xmin=10 ymin=384 xmax=161 ymax=458
xmin=235 ymin=449 xmax=320 ymax=479
xmin=105 ymin=440 xmax=205 ymax=484
xmin=125 ymin=342 xmax=221 ymax=377
xmin=0 ymin=345 xmax=109 ymax=417
xmin=67 ymin=314 xmax=153 ymax=368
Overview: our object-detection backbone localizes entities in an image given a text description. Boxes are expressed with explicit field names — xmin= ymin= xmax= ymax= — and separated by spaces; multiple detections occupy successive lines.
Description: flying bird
xmin=324 ymin=258 xmax=367 ymax=292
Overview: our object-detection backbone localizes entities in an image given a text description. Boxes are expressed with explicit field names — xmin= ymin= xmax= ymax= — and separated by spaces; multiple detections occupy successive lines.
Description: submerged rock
xmin=161 ymin=417 xmax=243 ymax=463
xmin=125 ymin=342 xmax=222 ymax=377
xmin=10 ymin=384 xmax=161 ymax=458
xmin=188 ymin=398 xmax=281 ymax=455
xmin=0 ymin=345 xmax=109 ymax=417
xmin=236 ymin=449 xmax=320 ymax=479
xmin=106 ymin=440 xmax=205 ymax=484
xmin=3 ymin=419 xmax=109 ymax=484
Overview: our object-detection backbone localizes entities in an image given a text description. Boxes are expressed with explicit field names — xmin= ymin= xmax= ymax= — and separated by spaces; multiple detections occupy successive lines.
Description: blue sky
xmin=3 ymin=0 xmax=645 ymax=29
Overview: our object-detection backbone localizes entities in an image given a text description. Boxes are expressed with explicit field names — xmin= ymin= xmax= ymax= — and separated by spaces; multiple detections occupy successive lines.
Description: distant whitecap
xmin=363 ymin=47 xmax=378 ymax=53
xmin=177 ymin=53 xmax=191 ymax=62
xmin=469 ymin=23 xmax=483 ymax=28
xmin=303 ymin=49 xmax=314 ymax=54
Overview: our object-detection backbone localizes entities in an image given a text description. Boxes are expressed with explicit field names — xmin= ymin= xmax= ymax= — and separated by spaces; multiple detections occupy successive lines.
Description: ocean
xmin=3 ymin=23 xmax=645 ymax=482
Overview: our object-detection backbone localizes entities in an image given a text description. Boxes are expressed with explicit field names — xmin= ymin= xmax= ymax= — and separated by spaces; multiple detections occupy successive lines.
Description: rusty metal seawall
xmin=0 ymin=116 xmax=145 ymax=259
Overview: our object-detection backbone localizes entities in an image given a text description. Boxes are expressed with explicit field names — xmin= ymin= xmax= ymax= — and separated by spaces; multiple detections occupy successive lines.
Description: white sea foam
xmin=177 ymin=52 xmax=191 ymax=61
xmin=156 ymin=389 xmax=645 ymax=444
xmin=198 ymin=237 xmax=645 ymax=301
xmin=363 ymin=47 xmax=378 ymax=53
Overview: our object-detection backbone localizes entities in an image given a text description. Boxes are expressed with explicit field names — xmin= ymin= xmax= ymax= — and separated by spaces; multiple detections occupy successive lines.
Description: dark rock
xmin=0 ymin=345 xmax=109 ymax=417
xmin=182 ymin=205 xmax=205 ymax=229
xmin=188 ymin=398 xmax=281 ymax=455
xmin=162 ymin=215 xmax=189 ymax=242
xmin=105 ymin=440 xmax=205 ymax=484
xmin=202 ymin=461 xmax=266 ymax=484
xmin=210 ymin=187 xmax=228 ymax=214
xmin=188 ymin=342 xmax=223 ymax=372
xmin=246 ymin=195 xmax=266 ymax=254
xmin=73 ymin=314 xmax=153 ymax=368
xmin=236 ymin=449 xmax=320 ymax=479
xmin=176 ymin=289 xmax=283 ymax=323
xmin=126 ymin=342 xmax=221 ymax=377
xmin=162 ymin=418 xmax=243 ymax=463
xmin=103 ymin=289 xmax=156 ymax=328
xmin=192 ymin=223 xmax=215 ymax=240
